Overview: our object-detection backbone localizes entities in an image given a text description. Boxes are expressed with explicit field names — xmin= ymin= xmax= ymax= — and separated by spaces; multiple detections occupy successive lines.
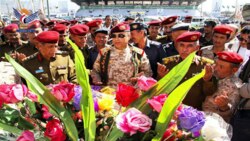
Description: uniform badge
xmin=191 ymin=35 xmax=197 ymax=41
xmin=221 ymin=55 xmax=228 ymax=60
xmin=169 ymin=18 xmax=173 ymax=22
xmin=119 ymin=25 xmax=126 ymax=30
xmin=132 ymin=24 xmax=138 ymax=29
xmin=35 ymin=66 xmax=44 ymax=74
xmin=226 ymin=31 xmax=230 ymax=34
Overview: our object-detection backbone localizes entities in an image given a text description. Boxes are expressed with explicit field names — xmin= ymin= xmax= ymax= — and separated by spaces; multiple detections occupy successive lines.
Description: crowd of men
xmin=1 ymin=15 xmax=250 ymax=129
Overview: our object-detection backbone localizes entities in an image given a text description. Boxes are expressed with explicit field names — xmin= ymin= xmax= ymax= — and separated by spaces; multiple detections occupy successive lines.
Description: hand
xmin=93 ymin=81 xmax=103 ymax=85
xmin=130 ymin=72 xmax=144 ymax=83
xmin=17 ymin=53 xmax=26 ymax=62
xmin=203 ymin=64 xmax=213 ymax=81
xmin=157 ymin=63 xmax=169 ymax=78
xmin=214 ymin=92 xmax=229 ymax=109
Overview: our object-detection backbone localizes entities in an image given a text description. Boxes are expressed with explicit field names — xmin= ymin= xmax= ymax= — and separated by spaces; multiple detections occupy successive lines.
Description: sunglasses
xmin=110 ymin=33 xmax=126 ymax=38
xmin=239 ymin=37 xmax=248 ymax=42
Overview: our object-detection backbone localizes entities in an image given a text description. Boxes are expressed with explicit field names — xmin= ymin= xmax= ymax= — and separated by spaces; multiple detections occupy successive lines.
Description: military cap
xmin=171 ymin=23 xmax=190 ymax=32
xmin=213 ymin=25 xmax=233 ymax=35
xmin=204 ymin=20 xmax=217 ymax=27
xmin=27 ymin=20 xmax=42 ymax=29
xmin=148 ymin=20 xmax=161 ymax=26
xmin=176 ymin=31 xmax=201 ymax=42
xmin=124 ymin=16 xmax=135 ymax=21
xmin=36 ymin=31 xmax=59 ymax=43
xmin=110 ymin=23 xmax=130 ymax=34
xmin=130 ymin=22 xmax=148 ymax=31
xmin=94 ymin=28 xmax=109 ymax=35
xmin=86 ymin=19 xmax=103 ymax=28
xmin=51 ymin=24 xmax=67 ymax=34
xmin=4 ymin=24 xmax=18 ymax=33
xmin=69 ymin=24 xmax=89 ymax=36
xmin=70 ymin=20 xmax=78 ymax=26
xmin=58 ymin=21 xmax=70 ymax=26
xmin=161 ymin=16 xmax=178 ymax=25
xmin=217 ymin=51 xmax=243 ymax=64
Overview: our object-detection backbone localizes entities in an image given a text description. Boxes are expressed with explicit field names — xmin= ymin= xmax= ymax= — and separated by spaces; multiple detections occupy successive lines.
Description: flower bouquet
xmin=0 ymin=38 xmax=232 ymax=141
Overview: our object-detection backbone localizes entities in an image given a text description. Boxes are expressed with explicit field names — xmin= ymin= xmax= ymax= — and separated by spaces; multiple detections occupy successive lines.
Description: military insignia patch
xmin=191 ymin=35 xmax=197 ymax=41
xmin=221 ymin=55 xmax=228 ymax=60
xmin=119 ymin=25 xmax=126 ymax=30
xmin=169 ymin=18 xmax=173 ymax=22
xmin=132 ymin=24 xmax=138 ymax=29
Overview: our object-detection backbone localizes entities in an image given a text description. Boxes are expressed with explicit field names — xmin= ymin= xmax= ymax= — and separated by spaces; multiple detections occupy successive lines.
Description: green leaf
xmin=130 ymin=52 xmax=196 ymax=114
xmin=25 ymin=99 xmax=37 ymax=115
xmin=5 ymin=54 xmax=78 ymax=141
xmin=0 ymin=122 xmax=22 ymax=135
xmin=67 ymin=38 xmax=96 ymax=141
xmin=152 ymin=69 xmax=205 ymax=141
xmin=106 ymin=52 xmax=196 ymax=140
xmin=18 ymin=116 xmax=34 ymax=130
xmin=0 ymin=107 xmax=19 ymax=124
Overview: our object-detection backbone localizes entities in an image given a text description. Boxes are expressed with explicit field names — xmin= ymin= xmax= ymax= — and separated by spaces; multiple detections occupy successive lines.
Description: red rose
xmin=16 ymin=130 xmax=35 ymax=141
xmin=41 ymin=105 xmax=53 ymax=119
xmin=44 ymin=119 xmax=66 ymax=141
xmin=51 ymin=82 xmax=75 ymax=102
xmin=116 ymin=83 xmax=139 ymax=107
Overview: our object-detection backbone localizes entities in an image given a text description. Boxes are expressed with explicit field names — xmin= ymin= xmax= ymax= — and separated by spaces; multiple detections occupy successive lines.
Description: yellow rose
xmin=98 ymin=96 xmax=114 ymax=111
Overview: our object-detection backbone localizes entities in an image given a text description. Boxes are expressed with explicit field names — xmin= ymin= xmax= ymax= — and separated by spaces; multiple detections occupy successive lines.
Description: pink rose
xmin=116 ymin=108 xmax=152 ymax=136
xmin=51 ymin=82 xmax=75 ymax=102
xmin=42 ymin=105 xmax=53 ymax=119
xmin=147 ymin=94 xmax=168 ymax=113
xmin=0 ymin=84 xmax=28 ymax=104
xmin=137 ymin=76 xmax=157 ymax=91
xmin=26 ymin=91 xmax=38 ymax=102
xmin=16 ymin=130 xmax=35 ymax=141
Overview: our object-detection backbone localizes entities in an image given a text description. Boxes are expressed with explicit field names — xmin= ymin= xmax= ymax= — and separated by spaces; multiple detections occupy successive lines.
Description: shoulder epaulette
xmin=200 ymin=45 xmax=213 ymax=51
xmin=56 ymin=50 xmax=69 ymax=55
xmin=100 ymin=46 xmax=111 ymax=55
xmin=149 ymin=40 xmax=161 ymax=46
xmin=193 ymin=55 xmax=214 ymax=65
xmin=162 ymin=55 xmax=180 ymax=64
xmin=131 ymin=46 xmax=144 ymax=56
xmin=156 ymin=35 xmax=167 ymax=40
xmin=23 ymin=52 xmax=38 ymax=62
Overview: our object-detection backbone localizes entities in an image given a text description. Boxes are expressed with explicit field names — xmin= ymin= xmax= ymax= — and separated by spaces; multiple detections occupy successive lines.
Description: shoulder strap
xmin=100 ymin=50 xmax=111 ymax=85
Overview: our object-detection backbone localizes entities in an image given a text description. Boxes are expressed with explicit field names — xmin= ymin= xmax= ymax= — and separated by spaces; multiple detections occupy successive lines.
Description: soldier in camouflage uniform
xmin=22 ymin=31 xmax=77 ymax=85
xmin=202 ymin=51 xmax=243 ymax=122
xmin=91 ymin=23 xmax=152 ymax=88
xmin=157 ymin=31 xmax=216 ymax=110
xmin=201 ymin=25 xmax=234 ymax=60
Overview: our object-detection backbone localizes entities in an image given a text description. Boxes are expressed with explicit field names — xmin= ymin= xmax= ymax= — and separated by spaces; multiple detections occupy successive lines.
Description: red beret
xmin=51 ymin=24 xmax=67 ymax=34
xmin=176 ymin=31 xmax=201 ymax=42
xmin=148 ymin=20 xmax=161 ymax=26
xmin=58 ymin=21 xmax=70 ymax=26
xmin=27 ymin=20 xmax=42 ymax=29
xmin=69 ymin=24 xmax=89 ymax=36
xmin=161 ymin=16 xmax=178 ymax=25
xmin=213 ymin=25 xmax=233 ymax=35
xmin=86 ymin=19 xmax=103 ymax=28
xmin=110 ymin=23 xmax=130 ymax=34
xmin=36 ymin=31 xmax=59 ymax=43
xmin=217 ymin=51 xmax=243 ymax=64
xmin=4 ymin=24 xmax=19 ymax=33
